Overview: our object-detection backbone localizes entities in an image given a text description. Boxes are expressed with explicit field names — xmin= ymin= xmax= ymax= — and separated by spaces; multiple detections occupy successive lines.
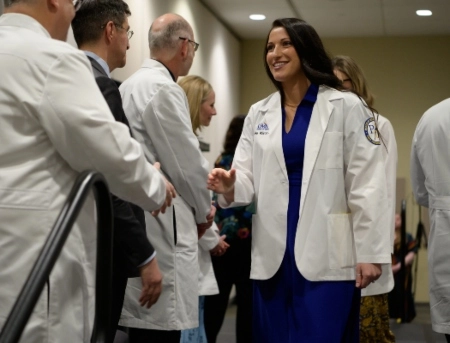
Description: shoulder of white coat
xmin=46 ymin=40 xmax=92 ymax=71
xmin=323 ymin=86 xmax=364 ymax=109
xmin=248 ymin=92 xmax=280 ymax=115
xmin=376 ymin=114 xmax=394 ymax=134
xmin=249 ymin=92 xmax=281 ymax=114
xmin=417 ymin=97 xmax=450 ymax=131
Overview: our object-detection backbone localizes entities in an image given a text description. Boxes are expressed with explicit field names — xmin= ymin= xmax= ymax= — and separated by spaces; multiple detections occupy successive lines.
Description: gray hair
xmin=148 ymin=17 xmax=191 ymax=54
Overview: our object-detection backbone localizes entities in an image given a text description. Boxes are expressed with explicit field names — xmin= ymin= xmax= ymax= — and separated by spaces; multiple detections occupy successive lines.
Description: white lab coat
xmin=119 ymin=59 xmax=212 ymax=330
xmin=218 ymin=86 xmax=391 ymax=281
xmin=411 ymin=98 xmax=450 ymax=335
xmin=0 ymin=14 xmax=166 ymax=342
xmin=362 ymin=114 xmax=397 ymax=296
xmin=198 ymin=224 xmax=220 ymax=296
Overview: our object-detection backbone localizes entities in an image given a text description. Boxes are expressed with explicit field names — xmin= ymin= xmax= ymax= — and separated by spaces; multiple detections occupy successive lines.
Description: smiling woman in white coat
xmin=411 ymin=98 xmax=450 ymax=343
xmin=207 ymin=18 xmax=391 ymax=343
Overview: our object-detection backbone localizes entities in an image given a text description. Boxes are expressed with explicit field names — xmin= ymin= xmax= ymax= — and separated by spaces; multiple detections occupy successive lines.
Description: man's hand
xmin=206 ymin=204 xmax=216 ymax=228
xmin=151 ymin=162 xmax=176 ymax=216
xmin=197 ymin=223 xmax=208 ymax=239
xmin=355 ymin=263 xmax=382 ymax=289
xmin=139 ymin=257 xmax=163 ymax=308
xmin=197 ymin=205 xmax=217 ymax=238
xmin=210 ymin=235 xmax=230 ymax=256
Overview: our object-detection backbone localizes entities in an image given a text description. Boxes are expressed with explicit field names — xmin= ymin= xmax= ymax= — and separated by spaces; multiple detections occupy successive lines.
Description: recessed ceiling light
xmin=416 ymin=9 xmax=432 ymax=16
xmin=249 ymin=14 xmax=266 ymax=21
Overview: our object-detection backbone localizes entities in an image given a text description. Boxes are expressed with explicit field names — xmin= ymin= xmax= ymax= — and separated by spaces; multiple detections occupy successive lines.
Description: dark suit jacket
xmin=88 ymin=56 xmax=154 ymax=278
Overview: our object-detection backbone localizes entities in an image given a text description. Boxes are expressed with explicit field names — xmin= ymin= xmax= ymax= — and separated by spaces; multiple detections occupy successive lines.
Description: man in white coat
xmin=118 ymin=13 xmax=215 ymax=343
xmin=411 ymin=98 xmax=450 ymax=343
xmin=0 ymin=0 xmax=173 ymax=342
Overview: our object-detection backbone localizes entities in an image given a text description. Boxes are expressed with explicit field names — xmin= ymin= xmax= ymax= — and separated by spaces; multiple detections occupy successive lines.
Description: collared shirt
xmin=84 ymin=51 xmax=110 ymax=77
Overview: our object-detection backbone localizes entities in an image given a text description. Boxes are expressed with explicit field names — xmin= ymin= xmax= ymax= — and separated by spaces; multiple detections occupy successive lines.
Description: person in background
xmin=0 ymin=0 xmax=170 ymax=341
xmin=178 ymin=74 xmax=229 ymax=343
xmin=332 ymin=55 xmax=397 ymax=343
xmin=388 ymin=214 xmax=417 ymax=322
xmin=411 ymin=97 xmax=450 ymax=342
xmin=207 ymin=18 xmax=390 ymax=342
xmin=204 ymin=115 xmax=253 ymax=343
xmin=118 ymin=14 xmax=215 ymax=343
xmin=72 ymin=1 xmax=176 ymax=341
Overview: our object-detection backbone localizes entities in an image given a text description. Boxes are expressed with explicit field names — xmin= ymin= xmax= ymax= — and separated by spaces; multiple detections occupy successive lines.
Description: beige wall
xmin=240 ymin=35 xmax=450 ymax=302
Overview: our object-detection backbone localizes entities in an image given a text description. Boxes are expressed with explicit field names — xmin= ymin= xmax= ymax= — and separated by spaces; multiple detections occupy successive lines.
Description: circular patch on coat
xmin=364 ymin=117 xmax=380 ymax=145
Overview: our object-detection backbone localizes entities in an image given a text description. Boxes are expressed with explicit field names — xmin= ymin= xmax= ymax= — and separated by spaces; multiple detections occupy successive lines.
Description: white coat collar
xmin=0 ymin=13 xmax=51 ymax=38
xmin=256 ymin=86 xmax=338 ymax=184
xmin=259 ymin=92 xmax=289 ymax=181
xmin=142 ymin=58 xmax=176 ymax=82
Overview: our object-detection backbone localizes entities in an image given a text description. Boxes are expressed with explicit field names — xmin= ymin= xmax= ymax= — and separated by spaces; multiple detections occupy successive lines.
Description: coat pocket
xmin=327 ymin=213 xmax=355 ymax=270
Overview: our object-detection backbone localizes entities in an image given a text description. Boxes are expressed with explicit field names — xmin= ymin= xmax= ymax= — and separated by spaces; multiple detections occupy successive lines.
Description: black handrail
xmin=0 ymin=171 xmax=113 ymax=343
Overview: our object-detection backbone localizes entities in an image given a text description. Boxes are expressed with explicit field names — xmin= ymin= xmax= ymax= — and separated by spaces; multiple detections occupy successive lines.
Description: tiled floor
xmin=217 ymin=303 xmax=448 ymax=343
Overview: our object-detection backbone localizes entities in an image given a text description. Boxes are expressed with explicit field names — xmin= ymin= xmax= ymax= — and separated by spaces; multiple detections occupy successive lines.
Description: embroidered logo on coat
xmin=364 ymin=117 xmax=380 ymax=145
xmin=255 ymin=122 xmax=269 ymax=135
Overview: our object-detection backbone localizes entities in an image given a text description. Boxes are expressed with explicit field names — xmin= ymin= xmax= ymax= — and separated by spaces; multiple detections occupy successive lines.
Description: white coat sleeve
xmin=198 ymin=222 xmax=220 ymax=251
xmin=379 ymin=117 xmax=398 ymax=252
xmin=217 ymin=111 xmax=255 ymax=208
xmin=410 ymin=128 xmax=429 ymax=207
xmin=140 ymin=83 xmax=211 ymax=224
xmin=343 ymin=104 xmax=391 ymax=264
xmin=37 ymin=50 xmax=166 ymax=212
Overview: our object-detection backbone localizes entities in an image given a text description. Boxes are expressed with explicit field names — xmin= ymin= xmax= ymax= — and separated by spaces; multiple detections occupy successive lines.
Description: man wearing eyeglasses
xmin=0 ymin=0 xmax=173 ymax=342
xmin=118 ymin=13 xmax=215 ymax=343
xmin=71 ymin=2 xmax=176 ymax=342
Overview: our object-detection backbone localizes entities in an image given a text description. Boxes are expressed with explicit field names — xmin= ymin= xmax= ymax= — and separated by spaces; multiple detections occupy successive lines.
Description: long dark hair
xmin=223 ymin=115 xmax=246 ymax=155
xmin=264 ymin=18 xmax=341 ymax=102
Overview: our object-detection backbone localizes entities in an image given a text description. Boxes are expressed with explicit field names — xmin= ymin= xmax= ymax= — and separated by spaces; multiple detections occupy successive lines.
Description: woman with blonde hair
xmin=178 ymin=75 xmax=217 ymax=134
xmin=332 ymin=55 xmax=398 ymax=343
xmin=178 ymin=75 xmax=228 ymax=343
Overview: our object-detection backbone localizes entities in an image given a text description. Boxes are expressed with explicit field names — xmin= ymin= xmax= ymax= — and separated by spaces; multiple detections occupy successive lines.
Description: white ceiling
xmin=199 ymin=0 xmax=450 ymax=39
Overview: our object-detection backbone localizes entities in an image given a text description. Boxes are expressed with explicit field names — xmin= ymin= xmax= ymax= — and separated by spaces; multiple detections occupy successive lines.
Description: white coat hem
xmin=119 ymin=318 xmax=199 ymax=331
xmin=432 ymin=323 xmax=450 ymax=335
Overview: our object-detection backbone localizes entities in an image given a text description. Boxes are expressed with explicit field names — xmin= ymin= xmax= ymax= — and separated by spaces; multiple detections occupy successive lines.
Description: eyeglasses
xmin=179 ymin=37 xmax=199 ymax=51
xmin=124 ymin=27 xmax=134 ymax=40
xmin=114 ymin=24 xmax=134 ymax=40
xmin=101 ymin=22 xmax=134 ymax=40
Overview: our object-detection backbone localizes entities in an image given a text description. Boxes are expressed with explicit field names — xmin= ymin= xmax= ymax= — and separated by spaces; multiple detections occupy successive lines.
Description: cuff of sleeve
xmin=137 ymin=251 xmax=157 ymax=268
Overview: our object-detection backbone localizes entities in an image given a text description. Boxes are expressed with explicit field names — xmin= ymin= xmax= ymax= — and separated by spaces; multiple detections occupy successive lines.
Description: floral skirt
xmin=360 ymin=294 xmax=395 ymax=343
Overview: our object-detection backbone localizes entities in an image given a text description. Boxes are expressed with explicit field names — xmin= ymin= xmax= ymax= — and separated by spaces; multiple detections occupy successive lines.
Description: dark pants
xmin=204 ymin=238 xmax=252 ymax=343
xmin=109 ymin=272 xmax=128 ymax=343
xmin=128 ymin=328 xmax=181 ymax=343
xmin=446 ymin=334 xmax=450 ymax=343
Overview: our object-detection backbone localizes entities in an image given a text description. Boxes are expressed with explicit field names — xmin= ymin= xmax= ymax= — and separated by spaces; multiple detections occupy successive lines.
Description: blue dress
xmin=253 ymin=84 xmax=361 ymax=343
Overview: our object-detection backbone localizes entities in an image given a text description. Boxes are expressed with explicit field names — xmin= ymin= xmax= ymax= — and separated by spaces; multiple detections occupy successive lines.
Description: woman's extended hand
xmin=207 ymin=168 xmax=236 ymax=194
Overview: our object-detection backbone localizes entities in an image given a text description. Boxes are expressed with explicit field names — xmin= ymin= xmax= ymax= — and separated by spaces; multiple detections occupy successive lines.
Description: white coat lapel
xmin=299 ymin=87 xmax=335 ymax=215
xmin=261 ymin=93 xmax=288 ymax=182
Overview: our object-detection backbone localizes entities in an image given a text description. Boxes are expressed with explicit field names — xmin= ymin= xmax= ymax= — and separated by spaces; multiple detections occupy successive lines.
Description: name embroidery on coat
xmin=255 ymin=122 xmax=269 ymax=135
